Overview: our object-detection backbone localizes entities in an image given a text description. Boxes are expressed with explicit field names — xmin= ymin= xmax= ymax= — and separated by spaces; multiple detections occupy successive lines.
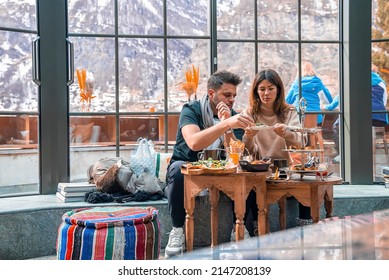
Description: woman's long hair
xmin=248 ymin=69 xmax=293 ymax=122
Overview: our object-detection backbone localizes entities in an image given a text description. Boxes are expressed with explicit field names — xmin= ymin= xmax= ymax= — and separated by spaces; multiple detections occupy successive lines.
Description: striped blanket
xmin=57 ymin=206 xmax=160 ymax=260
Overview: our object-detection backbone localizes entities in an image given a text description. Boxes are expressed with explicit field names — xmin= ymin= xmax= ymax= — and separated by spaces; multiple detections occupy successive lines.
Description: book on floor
xmin=57 ymin=189 xmax=90 ymax=198
xmin=56 ymin=191 xmax=86 ymax=203
xmin=57 ymin=182 xmax=96 ymax=193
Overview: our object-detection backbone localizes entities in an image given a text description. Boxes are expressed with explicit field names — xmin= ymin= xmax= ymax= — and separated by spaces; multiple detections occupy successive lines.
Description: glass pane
xmin=257 ymin=0 xmax=298 ymax=40
xmin=119 ymin=115 xmax=160 ymax=143
xmin=68 ymin=0 xmax=115 ymax=34
xmin=69 ymin=37 xmax=116 ymax=112
xmin=372 ymin=42 xmax=389 ymax=85
xmin=373 ymin=126 xmax=389 ymax=181
xmin=300 ymin=43 xmax=340 ymax=100
xmin=0 ymin=31 xmax=38 ymax=112
xmin=217 ymin=42 xmax=256 ymax=111
xmin=157 ymin=115 xmax=180 ymax=143
xmin=258 ymin=43 xmax=298 ymax=90
xmin=217 ymin=0 xmax=255 ymax=39
xmin=118 ymin=0 xmax=163 ymax=35
xmin=118 ymin=38 xmax=164 ymax=112
xmin=321 ymin=112 xmax=341 ymax=178
xmin=0 ymin=114 xmax=39 ymax=196
xmin=167 ymin=39 xmax=210 ymax=112
xmin=0 ymin=0 xmax=37 ymax=30
xmin=301 ymin=0 xmax=339 ymax=41
xmin=69 ymin=115 xmax=117 ymax=182
xmin=166 ymin=0 xmax=209 ymax=36
xmin=372 ymin=0 xmax=389 ymax=40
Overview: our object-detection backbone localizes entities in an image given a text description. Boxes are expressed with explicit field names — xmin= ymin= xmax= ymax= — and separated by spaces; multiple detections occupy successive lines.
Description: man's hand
xmin=225 ymin=113 xmax=255 ymax=130
xmin=216 ymin=102 xmax=231 ymax=121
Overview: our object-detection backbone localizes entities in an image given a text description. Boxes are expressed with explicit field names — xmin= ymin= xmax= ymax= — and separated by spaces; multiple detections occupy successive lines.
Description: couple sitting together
xmin=164 ymin=69 xmax=308 ymax=258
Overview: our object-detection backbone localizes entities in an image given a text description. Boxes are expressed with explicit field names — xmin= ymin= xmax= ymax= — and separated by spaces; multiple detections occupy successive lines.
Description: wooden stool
xmin=56 ymin=206 xmax=160 ymax=260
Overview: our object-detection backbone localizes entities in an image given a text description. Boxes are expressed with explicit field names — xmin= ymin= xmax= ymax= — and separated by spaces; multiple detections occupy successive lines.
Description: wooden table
xmin=183 ymin=170 xmax=267 ymax=252
xmin=266 ymin=175 xmax=343 ymax=232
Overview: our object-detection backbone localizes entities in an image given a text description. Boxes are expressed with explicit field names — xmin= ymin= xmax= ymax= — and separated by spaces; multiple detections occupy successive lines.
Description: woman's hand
xmin=273 ymin=123 xmax=287 ymax=137
xmin=244 ymin=127 xmax=258 ymax=139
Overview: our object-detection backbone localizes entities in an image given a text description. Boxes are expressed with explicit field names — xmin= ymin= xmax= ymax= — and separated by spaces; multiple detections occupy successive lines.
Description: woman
xmin=286 ymin=61 xmax=333 ymax=126
xmin=237 ymin=69 xmax=308 ymax=237
xmin=243 ymin=69 xmax=303 ymax=160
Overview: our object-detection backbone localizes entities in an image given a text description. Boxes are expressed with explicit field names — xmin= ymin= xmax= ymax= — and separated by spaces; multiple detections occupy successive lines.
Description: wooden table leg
xmin=255 ymin=181 xmax=267 ymax=235
xmin=233 ymin=181 xmax=245 ymax=241
xmin=324 ymin=186 xmax=334 ymax=218
xmin=209 ymin=187 xmax=219 ymax=247
xmin=184 ymin=178 xmax=196 ymax=252
xmin=310 ymin=187 xmax=320 ymax=223
xmin=278 ymin=196 xmax=287 ymax=230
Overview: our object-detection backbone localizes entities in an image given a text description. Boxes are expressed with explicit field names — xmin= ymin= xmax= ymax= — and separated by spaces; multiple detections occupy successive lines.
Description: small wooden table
xmin=266 ymin=175 xmax=343 ymax=232
xmin=183 ymin=170 xmax=267 ymax=252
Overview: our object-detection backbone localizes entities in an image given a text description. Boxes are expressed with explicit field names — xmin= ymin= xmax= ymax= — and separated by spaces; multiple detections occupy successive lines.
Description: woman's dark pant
xmin=165 ymin=160 xmax=186 ymax=228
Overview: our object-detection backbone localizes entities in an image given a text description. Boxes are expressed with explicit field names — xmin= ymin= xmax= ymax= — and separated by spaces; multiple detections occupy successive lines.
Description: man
xmin=164 ymin=70 xmax=254 ymax=258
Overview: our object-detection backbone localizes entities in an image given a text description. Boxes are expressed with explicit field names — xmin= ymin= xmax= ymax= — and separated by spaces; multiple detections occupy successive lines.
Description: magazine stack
xmin=56 ymin=182 xmax=96 ymax=203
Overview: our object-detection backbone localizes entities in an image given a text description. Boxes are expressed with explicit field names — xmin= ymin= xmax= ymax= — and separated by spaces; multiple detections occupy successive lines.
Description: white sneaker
xmin=230 ymin=227 xmax=251 ymax=242
xmin=164 ymin=227 xmax=185 ymax=258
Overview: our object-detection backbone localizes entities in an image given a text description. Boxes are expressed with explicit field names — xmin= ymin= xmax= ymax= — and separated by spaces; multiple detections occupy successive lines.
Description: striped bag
xmin=56 ymin=206 xmax=160 ymax=260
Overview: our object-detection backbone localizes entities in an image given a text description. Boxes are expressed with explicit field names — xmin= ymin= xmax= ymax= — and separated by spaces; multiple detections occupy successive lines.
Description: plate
xmin=250 ymin=125 xmax=271 ymax=131
xmin=282 ymin=148 xmax=324 ymax=153
xmin=287 ymin=126 xmax=321 ymax=133
xmin=288 ymin=169 xmax=327 ymax=174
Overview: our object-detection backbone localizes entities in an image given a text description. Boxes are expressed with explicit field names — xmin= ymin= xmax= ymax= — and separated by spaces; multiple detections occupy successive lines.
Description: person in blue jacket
xmin=286 ymin=61 xmax=333 ymax=125
xmin=371 ymin=64 xmax=388 ymax=127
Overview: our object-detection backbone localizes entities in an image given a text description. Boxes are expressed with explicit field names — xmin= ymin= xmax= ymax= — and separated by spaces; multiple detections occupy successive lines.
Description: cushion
xmin=71 ymin=122 xmax=94 ymax=143
xmin=56 ymin=206 xmax=160 ymax=260
xmin=155 ymin=152 xmax=171 ymax=182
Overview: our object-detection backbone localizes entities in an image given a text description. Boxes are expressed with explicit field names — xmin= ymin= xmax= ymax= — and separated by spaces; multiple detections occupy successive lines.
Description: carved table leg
xmin=233 ymin=182 xmax=245 ymax=241
xmin=209 ymin=187 xmax=220 ymax=247
xmin=278 ymin=196 xmax=287 ymax=230
xmin=310 ymin=187 xmax=320 ymax=223
xmin=324 ymin=187 xmax=334 ymax=218
xmin=255 ymin=183 xmax=267 ymax=235
xmin=184 ymin=177 xmax=196 ymax=252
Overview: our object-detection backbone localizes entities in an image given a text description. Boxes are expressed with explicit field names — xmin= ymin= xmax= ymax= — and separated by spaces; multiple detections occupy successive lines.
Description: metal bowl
xmin=239 ymin=160 xmax=270 ymax=172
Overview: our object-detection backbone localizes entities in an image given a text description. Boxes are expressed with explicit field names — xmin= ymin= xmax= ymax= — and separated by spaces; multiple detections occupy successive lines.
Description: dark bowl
xmin=239 ymin=160 xmax=270 ymax=172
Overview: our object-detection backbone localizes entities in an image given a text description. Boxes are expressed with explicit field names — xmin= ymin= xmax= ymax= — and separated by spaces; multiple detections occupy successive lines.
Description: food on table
xmin=251 ymin=159 xmax=270 ymax=164
xmin=186 ymin=159 xmax=232 ymax=170
xmin=288 ymin=145 xmax=316 ymax=150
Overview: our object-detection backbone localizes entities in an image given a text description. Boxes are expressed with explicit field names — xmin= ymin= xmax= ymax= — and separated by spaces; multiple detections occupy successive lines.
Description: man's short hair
xmin=207 ymin=70 xmax=242 ymax=91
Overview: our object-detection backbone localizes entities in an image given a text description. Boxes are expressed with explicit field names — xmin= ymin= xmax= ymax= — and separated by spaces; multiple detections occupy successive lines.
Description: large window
xmin=1 ymin=0 xmax=385 ymax=197
xmin=0 ymin=0 xmax=39 ymax=196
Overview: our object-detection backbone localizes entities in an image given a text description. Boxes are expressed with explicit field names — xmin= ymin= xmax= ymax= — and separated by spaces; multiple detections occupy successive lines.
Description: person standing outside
xmin=164 ymin=70 xmax=254 ymax=258
xmin=286 ymin=61 xmax=333 ymax=126
xmin=371 ymin=64 xmax=388 ymax=127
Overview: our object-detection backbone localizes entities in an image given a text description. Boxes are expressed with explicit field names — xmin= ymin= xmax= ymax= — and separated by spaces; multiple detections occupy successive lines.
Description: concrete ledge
xmin=1 ymin=184 xmax=389 ymax=259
